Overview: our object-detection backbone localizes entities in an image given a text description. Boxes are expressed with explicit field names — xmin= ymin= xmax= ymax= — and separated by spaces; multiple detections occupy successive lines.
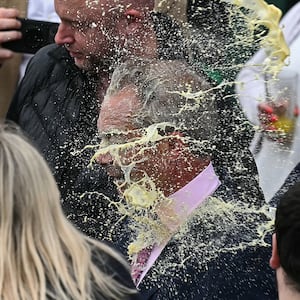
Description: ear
xmin=120 ymin=7 xmax=157 ymax=59
xmin=124 ymin=9 xmax=145 ymax=35
xmin=270 ymin=233 xmax=281 ymax=269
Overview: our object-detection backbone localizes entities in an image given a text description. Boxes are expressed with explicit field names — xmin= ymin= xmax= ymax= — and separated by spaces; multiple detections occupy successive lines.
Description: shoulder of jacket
xmin=25 ymin=44 xmax=79 ymax=83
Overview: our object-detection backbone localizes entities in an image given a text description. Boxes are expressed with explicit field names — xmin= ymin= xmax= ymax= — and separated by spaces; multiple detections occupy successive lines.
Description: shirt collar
xmin=136 ymin=162 xmax=220 ymax=286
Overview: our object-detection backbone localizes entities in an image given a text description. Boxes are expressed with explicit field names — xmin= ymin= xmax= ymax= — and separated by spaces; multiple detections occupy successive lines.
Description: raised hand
xmin=0 ymin=7 xmax=21 ymax=66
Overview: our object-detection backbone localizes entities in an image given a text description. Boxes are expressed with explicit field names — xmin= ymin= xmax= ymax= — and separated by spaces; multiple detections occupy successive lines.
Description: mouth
xmin=105 ymin=165 xmax=124 ymax=179
xmin=68 ymin=51 xmax=84 ymax=59
xmin=64 ymin=45 xmax=83 ymax=58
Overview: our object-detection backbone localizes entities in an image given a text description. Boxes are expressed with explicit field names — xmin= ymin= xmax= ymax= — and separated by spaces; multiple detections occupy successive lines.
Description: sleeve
xmin=91 ymin=244 xmax=145 ymax=300
xmin=235 ymin=2 xmax=300 ymax=125
xmin=6 ymin=44 xmax=58 ymax=123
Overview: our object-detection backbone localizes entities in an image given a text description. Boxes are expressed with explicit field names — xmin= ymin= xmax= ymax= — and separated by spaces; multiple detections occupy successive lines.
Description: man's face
xmin=97 ymin=85 xmax=145 ymax=180
xmin=54 ymin=0 xmax=126 ymax=70
xmin=97 ymin=85 xmax=172 ymax=187
xmin=97 ymin=83 xmax=210 ymax=195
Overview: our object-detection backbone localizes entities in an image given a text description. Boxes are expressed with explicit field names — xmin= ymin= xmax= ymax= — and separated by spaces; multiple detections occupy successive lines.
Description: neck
xmin=97 ymin=74 xmax=111 ymax=104
xmin=160 ymin=156 xmax=210 ymax=197
xmin=277 ymin=268 xmax=300 ymax=300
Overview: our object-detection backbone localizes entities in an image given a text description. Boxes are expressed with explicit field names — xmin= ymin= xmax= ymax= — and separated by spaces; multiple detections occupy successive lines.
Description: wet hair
xmin=151 ymin=11 xmax=186 ymax=60
xmin=187 ymin=0 xmax=230 ymax=30
xmin=275 ymin=182 xmax=300 ymax=292
xmin=106 ymin=58 xmax=218 ymax=156
xmin=0 ymin=123 xmax=136 ymax=300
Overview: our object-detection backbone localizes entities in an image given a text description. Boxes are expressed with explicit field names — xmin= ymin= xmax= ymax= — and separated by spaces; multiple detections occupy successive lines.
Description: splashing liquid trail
xmin=82 ymin=0 xmax=288 ymax=285
xmin=226 ymin=0 xmax=289 ymax=74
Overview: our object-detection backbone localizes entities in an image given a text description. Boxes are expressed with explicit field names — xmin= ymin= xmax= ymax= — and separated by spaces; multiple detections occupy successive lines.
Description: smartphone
xmin=2 ymin=18 xmax=59 ymax=54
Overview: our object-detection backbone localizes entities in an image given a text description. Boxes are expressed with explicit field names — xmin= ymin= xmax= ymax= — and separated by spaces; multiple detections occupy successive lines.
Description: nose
xmin=96 ymin=152 xmax=114 ymax=166
xmin=55 ymin=23 xmax=75 ymax=46
xmin=96 ymin=152 xmax=124 ymax=178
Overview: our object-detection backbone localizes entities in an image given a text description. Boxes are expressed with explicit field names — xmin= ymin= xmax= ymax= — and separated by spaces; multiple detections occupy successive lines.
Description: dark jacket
xmin=137 ymin=210 xmax=277 ymax=299
xmin=138 ymin=241 xmax=277 ymax=299
xmin=7 ymin=42 xmax=270 ymax=300
xmin=90 ymin=245 xmax=143 ymax=300
xmin=7 ymin=44 xmax=120 ymax=241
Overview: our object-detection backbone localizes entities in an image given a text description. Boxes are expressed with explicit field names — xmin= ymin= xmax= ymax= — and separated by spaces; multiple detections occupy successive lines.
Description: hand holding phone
xmin=0 ymin=7 xmax=22 ymax=64
xmin=1 ymin=18 xmax=59 ymax=54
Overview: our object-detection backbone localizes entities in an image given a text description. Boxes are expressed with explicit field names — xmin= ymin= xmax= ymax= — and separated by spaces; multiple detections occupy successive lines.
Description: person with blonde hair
xmin=0 ymin=122 xmax=142 ymax=300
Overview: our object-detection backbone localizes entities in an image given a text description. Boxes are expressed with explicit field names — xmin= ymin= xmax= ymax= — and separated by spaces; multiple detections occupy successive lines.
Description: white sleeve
xmin=236 ymin=2 xmax=300 ymax=125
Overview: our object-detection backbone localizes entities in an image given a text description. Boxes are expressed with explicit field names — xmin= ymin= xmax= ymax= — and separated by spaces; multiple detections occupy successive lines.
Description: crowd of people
xmin=0 ymin=0 xmax=300 ymax=299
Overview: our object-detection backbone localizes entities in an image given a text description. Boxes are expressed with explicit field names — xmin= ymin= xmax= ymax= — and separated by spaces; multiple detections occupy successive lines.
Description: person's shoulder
xmin=280 ymin=2 xmax=300 ymax=38
xmin=91 ymin=242 xmax=132 ymax=283
xmin=90 ymin=242 xmax=146 ymax=299
xmin=26 ymin=44 xmax=69 ymax=72
xmin=286 ymin=2 xmax=300 ymax=17
xmin=22 ymin=44 xmax=78 ymax=88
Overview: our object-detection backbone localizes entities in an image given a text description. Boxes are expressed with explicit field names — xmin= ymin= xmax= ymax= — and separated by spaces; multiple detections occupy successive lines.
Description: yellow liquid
xmin=273 ymin=116 xmax=295 ymax=134
xmin=85 ymin=0 xmax=289 ymax=273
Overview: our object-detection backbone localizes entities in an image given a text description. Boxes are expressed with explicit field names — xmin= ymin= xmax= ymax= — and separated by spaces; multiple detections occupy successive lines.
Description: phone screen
xmin=2 ymin=18 xmax=59 ymax=54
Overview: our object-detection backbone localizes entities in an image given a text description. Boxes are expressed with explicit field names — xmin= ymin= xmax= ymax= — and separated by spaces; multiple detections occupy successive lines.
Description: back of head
xmin=276 ymin=182 xmax=300 ymax=292
xmin=0 ymin=123 xmax=62 ymax=245
xmin=0 ymin=123 xmax=135 ymax=299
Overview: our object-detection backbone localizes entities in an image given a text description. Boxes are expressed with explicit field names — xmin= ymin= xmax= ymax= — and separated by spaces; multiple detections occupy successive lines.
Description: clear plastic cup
xmin=264 ymin=69 xmax=299 ymax=144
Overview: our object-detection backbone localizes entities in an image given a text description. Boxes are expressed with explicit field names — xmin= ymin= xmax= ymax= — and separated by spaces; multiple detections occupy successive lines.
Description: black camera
xmin=2 ymin=18 xmax=59 ymax=54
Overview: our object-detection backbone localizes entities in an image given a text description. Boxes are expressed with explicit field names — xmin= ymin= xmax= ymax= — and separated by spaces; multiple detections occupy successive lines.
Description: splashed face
xmin=98 ymin=85 xmax=152 ymax=178
xmin=97 ymin=85 xmax=142 ymax=179
xmin=54 ymin=0 xmax=127 ymax=70
xmin=97 ymin=85 xmax=177 ymax=190
xmin=97 ymin=83 xmax=208 ymax=195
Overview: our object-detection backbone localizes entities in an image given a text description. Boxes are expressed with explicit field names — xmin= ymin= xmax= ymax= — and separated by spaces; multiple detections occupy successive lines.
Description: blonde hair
xmin=0 ymin=123 xmax=135 ymax=300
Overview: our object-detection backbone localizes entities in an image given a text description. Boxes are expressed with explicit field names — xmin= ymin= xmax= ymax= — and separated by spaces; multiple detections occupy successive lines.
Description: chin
xmin=74 ymin=54 xmax=114 ymax=73
xmin=74 ymin=57 xmax=92 ymax=71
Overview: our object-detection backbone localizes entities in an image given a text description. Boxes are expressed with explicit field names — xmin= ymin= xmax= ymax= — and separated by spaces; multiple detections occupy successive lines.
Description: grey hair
xmin=107 ymin=59 xmax=218 ymax=154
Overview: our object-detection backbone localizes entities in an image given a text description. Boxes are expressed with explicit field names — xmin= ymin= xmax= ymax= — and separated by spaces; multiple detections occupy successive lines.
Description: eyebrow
xmin=58 ymin=18 xmax=80 ymax=30
xmin=99 ymin=131 xmax=124 ymax=139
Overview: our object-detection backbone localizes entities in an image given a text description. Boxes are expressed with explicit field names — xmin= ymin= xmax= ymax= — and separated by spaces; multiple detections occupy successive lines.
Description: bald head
xmin=55 ymin=0 xmax=157 ymax=70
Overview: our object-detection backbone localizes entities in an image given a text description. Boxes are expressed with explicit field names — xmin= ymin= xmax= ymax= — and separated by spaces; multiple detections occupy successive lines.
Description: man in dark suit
xmin=96 ymin=58 xmax=277 ymax=299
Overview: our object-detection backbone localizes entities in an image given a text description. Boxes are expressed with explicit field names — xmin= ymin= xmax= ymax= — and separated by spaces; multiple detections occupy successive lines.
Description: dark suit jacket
xmin=130 ymin=196 xmax=277 ymax=300
xmin=138 ymin=235 xmax=277 ymax=299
